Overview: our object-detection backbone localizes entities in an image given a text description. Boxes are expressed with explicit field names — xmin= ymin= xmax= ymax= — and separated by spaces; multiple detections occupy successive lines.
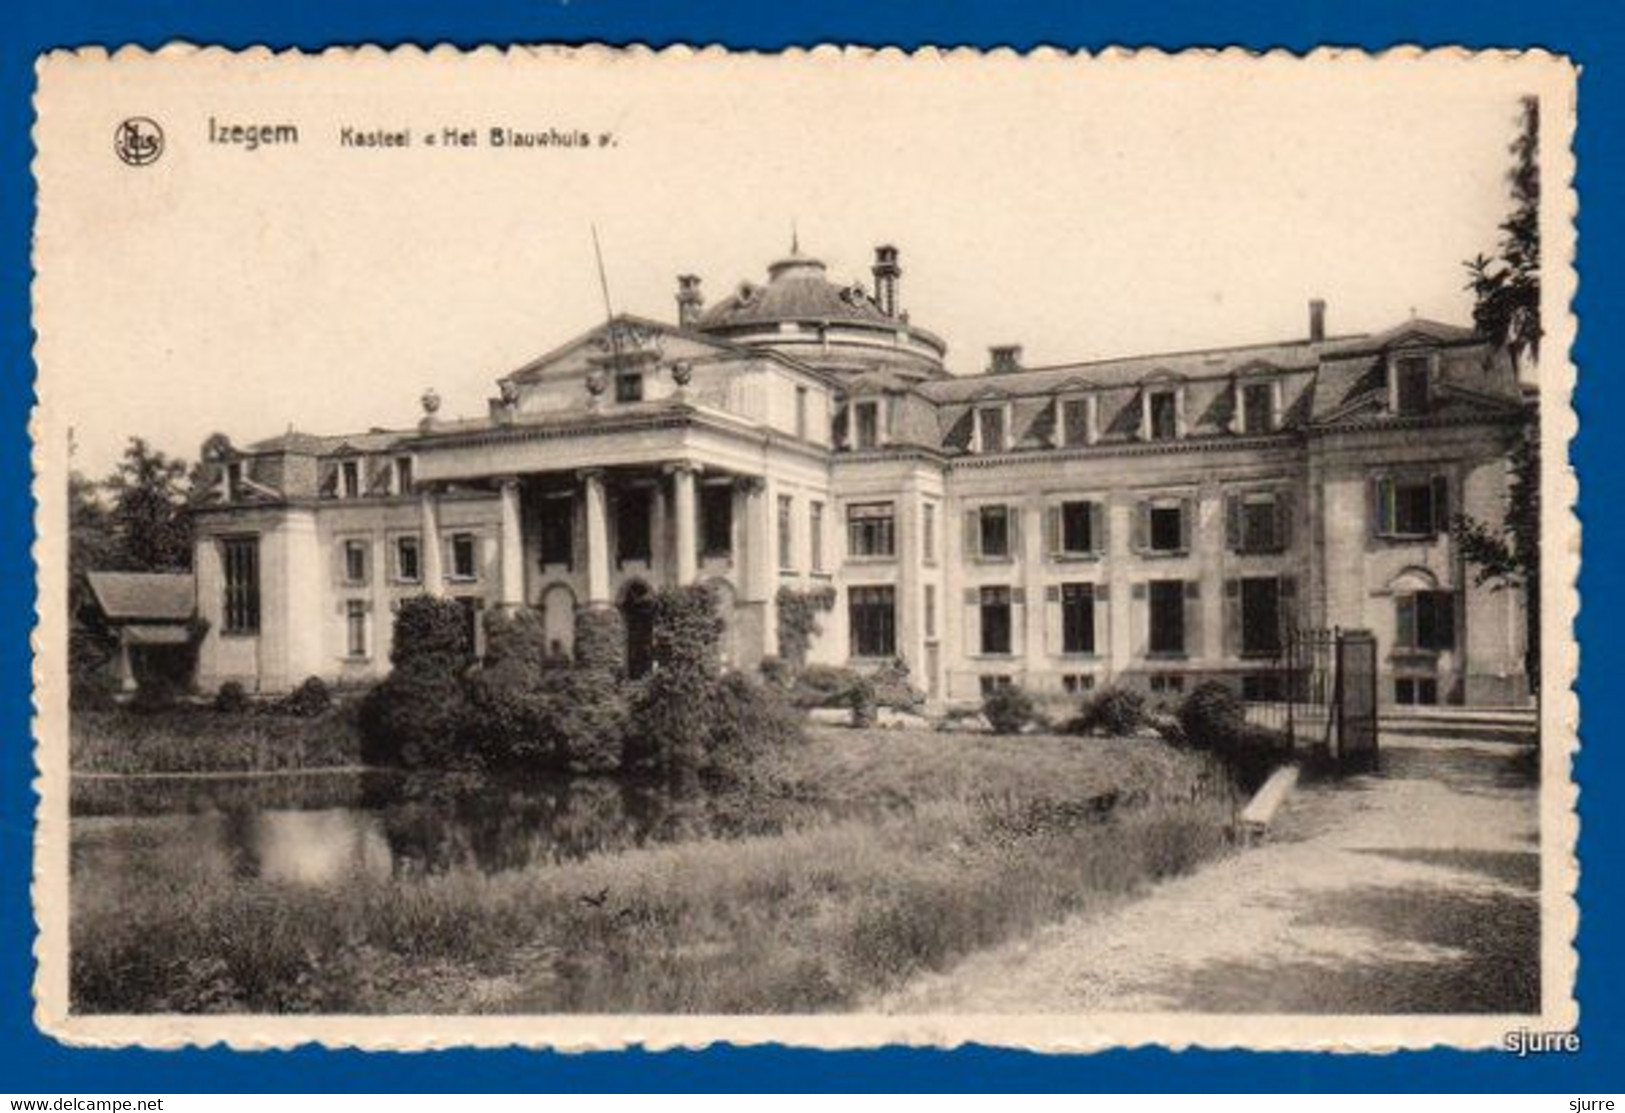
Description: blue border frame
xmin=5 ymin=0 xmax=1617 ymax=1092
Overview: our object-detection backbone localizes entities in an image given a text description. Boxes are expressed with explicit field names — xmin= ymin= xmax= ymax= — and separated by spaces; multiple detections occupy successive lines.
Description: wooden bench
xmin=1238 ymin=766 xmax=1300 ymax=845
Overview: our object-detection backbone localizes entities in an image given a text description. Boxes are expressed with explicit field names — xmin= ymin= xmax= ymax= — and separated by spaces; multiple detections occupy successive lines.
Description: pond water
xmin=71 ymin=769 xmax=838 ymax=892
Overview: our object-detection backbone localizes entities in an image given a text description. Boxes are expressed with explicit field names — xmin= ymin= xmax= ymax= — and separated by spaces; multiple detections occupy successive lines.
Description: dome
xmin=691 ymin=243 xmax=948 ymax=381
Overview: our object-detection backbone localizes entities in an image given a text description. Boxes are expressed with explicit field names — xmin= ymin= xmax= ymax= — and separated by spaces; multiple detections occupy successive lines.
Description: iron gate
xmin=1256 ymin=626 xmax=1380 ymax=771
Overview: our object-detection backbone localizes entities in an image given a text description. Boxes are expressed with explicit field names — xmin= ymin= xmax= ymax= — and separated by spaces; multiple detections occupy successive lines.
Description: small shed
xmin=84 ymin=571 xmax=198 ymax=691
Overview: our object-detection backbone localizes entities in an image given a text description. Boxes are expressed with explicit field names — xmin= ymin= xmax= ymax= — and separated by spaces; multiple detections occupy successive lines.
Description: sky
xmin=35 ymin=49 xmax=1555 ymax=479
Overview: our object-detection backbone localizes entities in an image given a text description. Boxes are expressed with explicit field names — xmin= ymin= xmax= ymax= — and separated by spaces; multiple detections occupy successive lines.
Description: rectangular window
xmin=922 ymin=502 xmax=937 ymax=564
xmin=701 ymin=483 xmax=733 ymax=558
xmin=777 ymin=494 xmax=795 ymax=570
xmin=1149 ymin=503 xmax=1185 ymax=553
xmin=451 ymin=532 xmax=477 ymax=580
xmin=979 ymin=675 xmax=1014 ymax=697
xmin=1062 ymin=397 xmax=1092 ymax=445
xmin=1395 ymin=356 xmax=1430 ymax=414
xmin=616 ymin=488 xmax=653 ymax=563
xmin=615 ymin=371 xmax=644 ymax=403
xmin=341 ymin=459 xmax=361 ymax=499
xmin=1148 ymin=579 xmax=1186 ymax=656
xmin=977 ymin=406 xmax=1007 ymax=453
xmin=221 ymin=536 xmax=260 ymax=635
xmin=1062 ymin=673 xmax=1097 ymax=695
xmin=1149 ymin=390 xmax=1178 ymax=440
xmin=848 ymin=585 xmax=896 ymax=658
xmin=1228 ymin=491 xmax=1284 ymax=554
xmin=345 ymin=599 xmax=368 ymax=659
xmin=854 ymin=401 xmax=880 ymax=449
xmin=394 ymin=456 xmax=413 ymax=495
xmin=1240 ymin=577 xmax=1283 ymax=656
xmin=1377 ymin=475 xmax=1449 ymax=538
xmin=1242 ymin=381 xmax=1275 ymax=434
xmin=978 ymin=505 xmax=1012 ymax=559
xmin=980 ymin=586 xmax=1013 ymax=655
xmin=924 ymin=583 xmax=937 ymax=640
xmin=226 ymin=462 xmax=243 ymax=502
xmin=1396 ymin=590 xmax=1457 ymax=651
xmin=809 ymin=500 xmax=825 ymax=572
xmin=847 ymin=502 xmax=896 ymax=558
xmin=1394 ymin=676 xmax=1439 ymax=706
xmin=395 ymin=536 xmax=421 ymax=583
xmin=539 ymin=495 xmax=573 ymax=567
xmin=1060 ymin=500 xmax=1095 ymax=555
xmin=343 ymin=539 xmax=368 ymax=585
xmin=795 ymin=385 xmax=809 ymax=439
xmin=1062 ymin=582 xmax=1096 ymax=655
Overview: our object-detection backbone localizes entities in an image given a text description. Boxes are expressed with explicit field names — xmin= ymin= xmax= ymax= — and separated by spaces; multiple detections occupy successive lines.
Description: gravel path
xmin=879 ymin=737 xmax=1541 ymax=1014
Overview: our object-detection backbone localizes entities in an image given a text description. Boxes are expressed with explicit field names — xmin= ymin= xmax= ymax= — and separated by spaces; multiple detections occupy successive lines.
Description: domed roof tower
xmin=678 ymin=242 xmax=948 ymax=382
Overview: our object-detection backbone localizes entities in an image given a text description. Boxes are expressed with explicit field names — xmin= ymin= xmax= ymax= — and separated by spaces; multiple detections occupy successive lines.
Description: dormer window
xmin=394 ymin=456 xmax=413 ymax=496
xmin=340 ymin=459 xmax=361 ymax=499
xmin=1059 ymin=394 xmax=1098 ymax=447
xmin=853 ymin=400 xmax=881 ymax=449
xmin=615 ymin=371 xmax=644 ymax=403
xmin=1393 ymin=355 xmax=1432 ymax=415
xmin=1147 ymin=389 xmax=1180 ymax=441
xmin=225 ymin=461 xmax=243 ymax=502
xmin=1240 ymin=380 xmax=1279 ymax=434
xmin=975 ymin=405 xmax=1009 ymax=453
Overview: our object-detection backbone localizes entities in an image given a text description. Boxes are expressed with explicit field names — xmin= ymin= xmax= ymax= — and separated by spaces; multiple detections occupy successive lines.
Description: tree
xmin=104 ymin=437 xmax=192 ymax=571
xmin=1464 ymin=96 xmax=1541 ymax=373
xmin=68 ymin=471 xmax=118 ymax=613
xmin=1453 ymin=413 xmax=1540 ymax=692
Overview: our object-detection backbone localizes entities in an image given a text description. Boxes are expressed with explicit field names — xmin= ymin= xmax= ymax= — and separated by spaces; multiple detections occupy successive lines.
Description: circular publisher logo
xmin=114 ymin=117 xmax=164 ymax=167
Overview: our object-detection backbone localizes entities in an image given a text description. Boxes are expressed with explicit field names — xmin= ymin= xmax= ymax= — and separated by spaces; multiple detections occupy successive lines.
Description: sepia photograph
xmin=30 ymin=46 xmax=1577 ymax=1050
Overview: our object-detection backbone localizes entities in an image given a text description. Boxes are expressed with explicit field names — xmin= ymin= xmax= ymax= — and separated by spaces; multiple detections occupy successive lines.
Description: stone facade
xmin=190 ymin=244 xmax=1531 ymax=708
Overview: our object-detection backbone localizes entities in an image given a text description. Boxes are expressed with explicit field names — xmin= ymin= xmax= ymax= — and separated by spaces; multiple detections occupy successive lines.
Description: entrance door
xmin=621 ymin=582 xmax=656 ymax=679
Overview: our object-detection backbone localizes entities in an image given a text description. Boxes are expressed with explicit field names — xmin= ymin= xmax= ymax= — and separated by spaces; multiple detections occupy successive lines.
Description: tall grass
xmin=72 ymin=730 xmax=1236 ymax=1014
xmin=71 ymin=706 xmax=363 ymax=774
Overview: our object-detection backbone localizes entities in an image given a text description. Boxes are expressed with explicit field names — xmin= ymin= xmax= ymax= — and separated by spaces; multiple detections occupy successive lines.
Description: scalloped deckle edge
xmin=29 ymin=42 xmax=1580 ymax=1053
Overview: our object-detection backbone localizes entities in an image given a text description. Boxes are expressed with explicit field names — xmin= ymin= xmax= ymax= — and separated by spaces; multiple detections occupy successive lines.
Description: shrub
xmin=847 ymin=674 xmax=877 ymax=728
xmin=790 ymin=664 xmax=862 ymax=709
xmin=213 ymin=681 xmax=251 ymax=714
xmin=129 ymin=675 xmax=180 ymax=715
xmin=358 ymin=661 xmax=472 ymax=768
xmin=870 ymin=657 xmax=926 ymax=711
xmin=625 ymin=585 xmax=724 ymax=776
xmin=391 ymin=596 xmax=471 ymax=669
xmin=706 ymin=672 xmax=805 ymax=782
xmin=1080 ymin=685 xmax=1146 ymax=736
xmin=1178 ymin=681 xmax=1246 ymax=750
xmin=573 ymin=606 xmax=626 ymax=680
xmin=983 ymin=683 xmax=1037 ymax=735
xmin=280 ymin=676 xmax=332 ymax=718
xmin=758 ymin=655 xmax=793 ymax=689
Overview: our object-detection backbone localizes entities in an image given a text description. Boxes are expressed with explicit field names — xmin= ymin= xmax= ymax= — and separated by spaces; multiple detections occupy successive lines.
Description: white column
xmin=670 ymin=463 xmax=698 ymax=585
xmin=740 ymin=476 xmax=770 ymax=603
xmin=419 ymin=486 xmax=444 ymax=597
xmin=582 ymin=469 xmax=611 ymax=606
xmin=498 ymin=476 xmax=524 ymax=608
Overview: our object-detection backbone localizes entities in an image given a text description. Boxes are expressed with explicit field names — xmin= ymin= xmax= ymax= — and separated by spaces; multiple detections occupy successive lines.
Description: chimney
xmin=989 ymin=344 xmax=1023 ymax=374
xmin=872 ymin=244 xmax=901 ymax=317
xmin=1309 ymin=298 xmax=1327 ymax=343
xmin=676 ymin=274 xmax=704 ymax=328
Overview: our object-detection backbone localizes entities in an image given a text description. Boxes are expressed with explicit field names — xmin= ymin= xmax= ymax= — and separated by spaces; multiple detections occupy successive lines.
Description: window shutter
xmin=1396 ymin=595 xmax=1417 ymax=649
xmin=1008 ymin=506 xmax=1023 ymax=556
xmin=1132 ymin=582 xmax=1147 ymax=600
xmin=1280 ymin=575 xmax=1299 ymax=639
xmin=1184 ymin=580 xmax=1203 ymax=656
xmin=1373 ymin=476 xmax=1396 ymax=538
xmin=963 ymin=509 xmax=980 ymax=560
xmin=1045 ymin=584 xmax=1061 ymax=603
xmin=1138 ymin=392 xmax=1150 ymax=441
xmin=1011 ymin=587 xmax=1027 ymax=606
xmin=964 ymin=589 xmax=980 ymax=655
xmin=1133 ymin=501 xmax=1149 ymax=553
xmin=1436 ymin=591 xmax=1458 ymax=650
xmin=1090 ymin=501 xmax=1107 ymax=555
xmin=1045 ymin=505 xmax=1061 ymax=556
xmin=1095 ymin=583 xmax=1110 ymax=602
xmin=1275 ymin=490 xmax=1295 ymax=552
xmin=1223 ymin=578 xmax=1241 ymax=655
xmin=1179 ymin=497 xmax=1194 ymax=553
xmin=1225 ymin=493 xmax=1243 ymax=553
xmin=1431 ymin=475 xmax=1451 ymax=534
xmin=332 ymin=541 xmax=349 ymax=585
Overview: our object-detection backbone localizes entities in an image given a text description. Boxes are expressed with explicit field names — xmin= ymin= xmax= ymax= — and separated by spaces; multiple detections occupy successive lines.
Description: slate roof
xmin=85 ymin=572 xmax=196 ymax=623
xmin=245 ymin=429 xmax=413 ymax=456
xmin=696 ymin=254 xmax=895 ymax=330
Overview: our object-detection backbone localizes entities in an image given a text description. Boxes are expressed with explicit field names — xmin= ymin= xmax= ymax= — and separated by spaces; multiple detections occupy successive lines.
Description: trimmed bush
xmin=280 ymin=676 xmax=332 ymax=718
xmin=983 ymin=683 xmax=1037 ymax=735
xmin=359 ymin=661 xmax=472 ymax=768
xmin=1177 ymin=681 xmax=1246 ymax=750
xmin=573 ymin=606 xmax=626 ymax=680
xmin=625 ymin=584 xmax=725 ymax=777
xmin=390 ymin=595 xmax=472 ymax=669
xmin=847 ymin=674 xmax=878 ymax=728
xmin=706 ymin=672 xmax=805 ymax=782
xmin=213 ymin=681 xmax=251 ymax=714
xmin=870 ymin=657 xmax=926 ymax=711
xmin=1078 ymin=685 xmax=1147 ymax=737
xmin=790 ymin=664 xmax=863 ymax=709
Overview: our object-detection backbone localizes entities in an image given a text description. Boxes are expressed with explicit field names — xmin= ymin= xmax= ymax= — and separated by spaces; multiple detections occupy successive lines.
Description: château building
xmin=188 ymin=242 xmax=1532 ymax=708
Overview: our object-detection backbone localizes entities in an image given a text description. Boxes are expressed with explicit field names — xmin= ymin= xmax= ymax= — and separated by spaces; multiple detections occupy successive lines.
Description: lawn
xmin=70 ymin=727 xmax=1239 ymax=1014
